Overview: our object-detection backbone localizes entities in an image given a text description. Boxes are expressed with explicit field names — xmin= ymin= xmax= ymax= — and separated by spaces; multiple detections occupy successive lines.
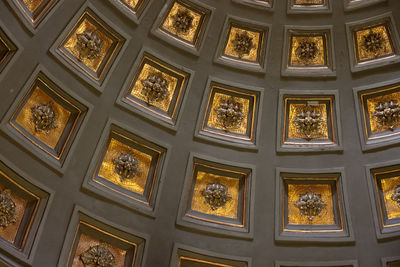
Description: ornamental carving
xmin=215 ymin=97 xmax=245 ymax=129
xmin=362 ymin=31 xmax=385 ymax=57
xmin=372 ymin=100 xmax=400 ymax=131
xmin=141 ymin=72 xmax=170 ymax=104
xmin=75 ymin=30 xmax=103 ymax=60
xmin=391 ymin=185 xmax=400 ymax=207
xmin=293 ymin=108 xmax=323 ymax=140
xmin=113 ymin=153 xmax=140 ymax=181
xmin=295 ymin=40 xmax=319 ymax=64
xmin=201 ymin=180 xmax=232 ymax=211
xmin=0 ymin=189 xmax=17 ymax=227
xmin=31 ymin=103 xmax=58 ymax=133
xmin=80 ymin=243 xmax=115 ymax=267
xmin=295 ymin=191 xmax=326 ymax=221
xmin=172 ymin=9 xmax=194 ymax=34
xmin=232 ymin=32 xmax=255 ymax=58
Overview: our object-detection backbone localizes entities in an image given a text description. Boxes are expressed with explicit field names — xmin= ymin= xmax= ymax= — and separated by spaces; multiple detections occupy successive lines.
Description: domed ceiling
xmin=0 ymin=0 xmax=399 ymax=266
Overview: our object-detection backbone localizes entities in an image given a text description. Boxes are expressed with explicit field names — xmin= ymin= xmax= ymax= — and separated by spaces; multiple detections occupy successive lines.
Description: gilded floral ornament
xmin=0 ymin=189 xmax=17 ymax=227
xmin=201 ymin=180 xmax=232 ymax=211
xmin=215 ymin=97 xmax=245 ymax=130
xmin=141 ymin=72 xmax=170 ymax=104
xmin=232 ymin=32 xmax=255 ymax=58
xmin=295 ymin=191 xmax=326 ymax=221
xmin=75 ymin=30 xmax=103 ymax=60
xmin=372 ymin=100 xmax=400 ymax=131
xmin=293 ymin=108 xmax=323 ymax=140
xmin=363 ymin=31 xmax=385 ymax=57
xmin=80 ymin=243 xmax=115 ymax=267
xmin=295 ymin=40 xmax=319 ymax=64
xmin=391 ymin=186 xmax=400 ymax=207
xmin=113 ymin=153 xmax=140 ymax=181
xmin=31 ymin=103 xmax=58 ymax=133
xmin=172 ymin=9 xmax=194 ymax=34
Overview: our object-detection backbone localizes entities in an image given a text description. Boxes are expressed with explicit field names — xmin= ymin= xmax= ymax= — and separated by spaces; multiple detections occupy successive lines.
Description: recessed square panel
xmin=287 ymin=0 xmax=331 ymax=14
xmin=0 ymin=26 xmax=18 ymax=75
xmin=83 ymin=120 xmax=168 ymax=216
xmin=171 ymin=243 xmax=251 ymax=267
xmin=346 ymin=12 xmax=400 ymax=72
xmin=50 ymin=3 xmax=126 ymax=92
xmin=117 ymin=49 xmax=192 ymax=130
xmin=109 ymin=0 xmax=152 ymax=23
xmin=382 ymin=256 xmax=400 ymax=267
xmin=277 ymin=90 xmax=342 ymax=152
xmin=58 ymin=206 xmax=147 ymax=267
xmin=214 ymin=15 xmax=270 ymax=73
xmin=0 ymin=156 xmax=52 ymax=265
xmin=0 ymin=66 xmax=89 ymax=173
xmin=282 ymin=26 xmax=335 ymax=77
xmin=353 ymin=79 xmax=400 ymax=151
xmin=231 ymin=0 xmax=273 ymax=10
xmin=275 ymin=168 xmax=353 ymax=243
xmin=5 ymin=0 xmax=60 ymax=32
xmin=177 ymin=153 xmax=255 ymax=239
xmin=344 ymin=0 xmax=386 ymax=11
xmin=366 ymin=162 xmax=400 ymax=239
xmin=151 ymin=0 xmax=214 ymax=55
xmin=195 ymin=78 xmax=262 ymax=150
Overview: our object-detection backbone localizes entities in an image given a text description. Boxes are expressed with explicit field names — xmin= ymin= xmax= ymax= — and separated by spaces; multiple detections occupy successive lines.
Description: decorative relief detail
xmin=80 ymin=243 xmax=115 ymax=267
xmin=75 ymin=30 xmax=104 ymax=61
xmin=293 ymin=108 xmax=323 ymax=140
xmin=30 ymin=103 xmax=58 ymax=133
xmin=232 ymin=32 xmax=255 ymax=58
xmin=295 ymin=191 xmax=327 ymax=221
xmin=172 ymin=9 xmax=194 ymax=34
xmin=201 ymin=180 xmax=232 ymax=211
xmin=140 ymin=72 xmax=170 ymax=104
xmin=295 ymin=40 xmax=319 ymax=65
xmin=391 ymin=185 xmax=400 ymax=207
xmin=372 ymin=100 xmax=400 ymax=131
xmin=113 ymin=153 xmax=140 ymax=181
xmin=0 ymin=189 xmax=17 ymax=228
xmin=215 ymin=97 xmax=245 ymax=130
xmin=362 ymin=31 xmax=386 ymax=57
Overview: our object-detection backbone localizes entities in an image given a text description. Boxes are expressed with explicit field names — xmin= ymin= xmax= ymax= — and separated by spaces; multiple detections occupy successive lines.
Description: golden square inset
xmin=63 ymin=17 xmax=114 ymax=73
xmin=289 ymin=34 xmax=327 ymax=66
xmin=130 ymin=62 xmax=178 ymax=113
xmin=190 ymin=170 xmax=240 ymax=219
xmin=120 ymin=0 xmax=140 ymax=10
xmin=355 ymin=24 xmax=394 ymax=62
xmin=287 ymin=183 xmax=335 ymax=225
xmin=287 ymin=103 xmax=329 ymax=140
xmin=161 ymin=2 xmax=203 ymax=45
xmin=71 ymin=228 xmax=128 ymax=267
xmin=0 ymin=185 xmax=27 ymax=244
xmin=223 ymin=26 xmax=262 ymax=62
xmin=97 ymin=137 xmax=153 ymax=196
xmin=21 ymin=0 xmax=44 ymax=14
xmin=380 ymin=175 xmax=400 ymax=220
xmin=206 ymin=92 xmax=250 ymax=135
xmin=366 ymin=91 xmax=400 ymax=134
xmin=14 ymin=86 xmax=71 ymax=149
